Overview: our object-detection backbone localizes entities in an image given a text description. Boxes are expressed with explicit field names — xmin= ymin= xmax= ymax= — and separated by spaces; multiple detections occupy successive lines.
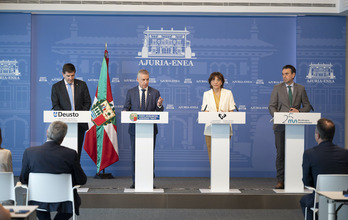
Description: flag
xmin=83 ymin=49 xmax=119 ymax=172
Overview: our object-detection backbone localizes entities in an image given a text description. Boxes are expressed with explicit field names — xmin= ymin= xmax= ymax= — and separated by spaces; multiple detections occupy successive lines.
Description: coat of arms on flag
xmin=91 ymin=99 xmax=115 ymax=126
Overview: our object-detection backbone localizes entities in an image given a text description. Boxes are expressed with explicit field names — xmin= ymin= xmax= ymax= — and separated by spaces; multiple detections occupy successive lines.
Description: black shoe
xmin=153 ymin=185 xmax=156 ymax=189
xmin=130 ymin=184 xmax=135 ymax=189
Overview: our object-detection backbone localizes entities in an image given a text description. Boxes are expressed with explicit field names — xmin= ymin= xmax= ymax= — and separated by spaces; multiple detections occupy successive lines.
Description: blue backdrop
xmin=0 ymin=13 xmax=345 ymax=177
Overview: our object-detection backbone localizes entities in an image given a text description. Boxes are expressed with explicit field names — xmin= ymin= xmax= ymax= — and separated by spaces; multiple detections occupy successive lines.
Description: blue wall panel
xmin=0 ymin=13 xmax=345 ymax=177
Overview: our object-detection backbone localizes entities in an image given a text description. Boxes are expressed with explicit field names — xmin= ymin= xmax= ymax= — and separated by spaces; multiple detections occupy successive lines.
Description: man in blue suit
xmin=300 ymin=118 xmax=348 ymax=219
xmin=51 ymin=63 xmax=91 ymax=160
xmin=123 ymin=69 xmax=164 ymax=188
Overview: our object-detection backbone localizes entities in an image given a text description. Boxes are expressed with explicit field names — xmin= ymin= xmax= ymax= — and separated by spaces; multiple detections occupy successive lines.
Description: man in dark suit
xmin=20 ymin=121 xmax=87 ymax=220
xmin=123 ymin=69 xmax=164 ymax=188
xmin=300 ymin=118 xmax=348 ymax=219
xmin=51 ymin=63 xmax=91 ymax=160
xmin=268 ymin=64 xmax=311 ymax=189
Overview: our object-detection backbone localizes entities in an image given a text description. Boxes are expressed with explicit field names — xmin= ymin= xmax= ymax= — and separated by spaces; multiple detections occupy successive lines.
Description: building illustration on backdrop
xmin=49 ymin=18 xmax=279 ymax=176
xmin=137 ymin=27 xmax=195 ymax=59
xmin=0 ymin=60 xmax=21 ymax=76
xmin=306 ymin=63 xmax=335 ymax=79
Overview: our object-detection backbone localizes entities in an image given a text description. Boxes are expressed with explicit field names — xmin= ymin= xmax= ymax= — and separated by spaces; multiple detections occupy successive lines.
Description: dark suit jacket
xmin=51 ymin=79 xmax=91 ymax=111
xmin=122 ymin=86 xmax=164 ymax=135
xmin=20 ymin=141 xmax=87 ymax=214
xmin=268 ymin=82 xmax=311 ymax=131
xmin=51 ymin=79 xmax=91 ymax=131
xmin=302 ymin=140 xmax=348 ymax=188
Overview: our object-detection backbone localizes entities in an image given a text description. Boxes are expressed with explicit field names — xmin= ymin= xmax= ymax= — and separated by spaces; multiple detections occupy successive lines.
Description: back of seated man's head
xmin=47 ymin=121 xmax=68 ymax=144
xmin=315 ymin=118 xmax=335 ymax=142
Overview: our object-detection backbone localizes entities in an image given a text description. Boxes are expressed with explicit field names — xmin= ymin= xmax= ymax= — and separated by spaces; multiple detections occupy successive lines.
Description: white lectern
xmin=121 ymin=111 xmax=168 ymax=193
xmin=273 ymin=112 xmax=321 ymax=193
xmin=198 ymin=112 xmax=246 ymax=193
xmin=43 ymin=111 xmax=91 ymax=152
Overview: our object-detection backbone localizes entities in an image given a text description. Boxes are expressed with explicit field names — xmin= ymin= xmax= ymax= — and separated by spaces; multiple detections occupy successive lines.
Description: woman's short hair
xmin=208 ymin=72 xmax=225 ymax=89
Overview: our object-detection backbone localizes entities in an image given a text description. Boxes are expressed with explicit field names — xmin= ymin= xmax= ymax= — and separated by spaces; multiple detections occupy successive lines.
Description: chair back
xmin=28 ymin=173 xmax=74 ymax=203
xmin=316 ymin=174 xmax=348 ymax=220
xmin=316 ymin=174 xmax=348 ymax=191
xmin=0 ymin=172 xmax=16 ymax=205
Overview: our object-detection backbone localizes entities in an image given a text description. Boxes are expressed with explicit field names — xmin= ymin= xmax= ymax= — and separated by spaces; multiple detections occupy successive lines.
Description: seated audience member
xmin=300 ymin=118 xmax=348 ymax=219
xmin=20 ymin=121 xmax=87 ymax=220
xmin=0 ymin=128 xmax=13 ymax=172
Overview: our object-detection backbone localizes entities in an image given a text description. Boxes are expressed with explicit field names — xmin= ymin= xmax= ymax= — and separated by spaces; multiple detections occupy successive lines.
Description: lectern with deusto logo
xmin=273 ymin=112 xmax=321 ymax=193
xmin=121 ymin=111 xmax=168 ymax=193
xmin=198 ymin=112 xmax=246 ymax=193
xmin=43 ymin=111 xmax=91 ymax=152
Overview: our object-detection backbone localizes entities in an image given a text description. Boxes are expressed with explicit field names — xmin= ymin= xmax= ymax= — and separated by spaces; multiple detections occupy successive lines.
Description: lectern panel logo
xmin=130 ymin=113 xmax=160 ymax=121
xmin=218 ymin=113 xmax=227 ymax=120
xmin=91 ymin=100 xmax=116 ymax=126
xmin=137 ymin=27 xmax=196 ymax=67
xmin=130 ymin=113 xmax=138 ymax=122
xmin=0 ymin=59 xmax=21 ymax=80
xmin=282 ymin=113 xmax=296 ymax=124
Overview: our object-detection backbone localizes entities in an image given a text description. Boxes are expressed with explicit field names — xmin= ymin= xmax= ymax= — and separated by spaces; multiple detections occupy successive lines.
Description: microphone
xmin=234 ymin=105 xmax=239 ymax=112
xmin=310 ymin=105 xmax=315 ymax=112
xmin=202 ymin=105 xmax=208 ymax=112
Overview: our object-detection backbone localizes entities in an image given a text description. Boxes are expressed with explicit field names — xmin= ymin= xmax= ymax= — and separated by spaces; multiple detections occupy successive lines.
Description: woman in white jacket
xmin=201 ymin=72 xmax=235 ymax=164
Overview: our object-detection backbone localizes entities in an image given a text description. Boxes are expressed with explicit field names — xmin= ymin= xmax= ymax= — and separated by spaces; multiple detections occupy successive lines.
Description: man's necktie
xmin=141 ymin=89 xmax=146 ymax=111
xmin=287 ymin=86 xmax=293 ymax=108
xmin=67 ymin=83 xmax=74 ymax=110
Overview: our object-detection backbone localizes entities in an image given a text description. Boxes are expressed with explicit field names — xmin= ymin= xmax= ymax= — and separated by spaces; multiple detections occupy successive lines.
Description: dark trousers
xmin=37 ymin=211 xmax=73 ymax=220
xmin=274 ymin=129 xmax=285 ymax=182
xmin=300 ymin=193 xmax=316 ymax=220
xmin=130 ymin=134 xmax=156 ymax=184
xmin=78 ymin=124 xmax=88 ymax=160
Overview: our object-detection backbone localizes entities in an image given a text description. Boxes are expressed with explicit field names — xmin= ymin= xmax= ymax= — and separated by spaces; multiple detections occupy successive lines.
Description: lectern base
xmin=273 ymin=188 xmax=312 ymax=194
xmin=124 ymin=188 xmax=164 ymax=193
xmin=199 ymin=189 xmax=241 ymax=193
xmin=94 ymin=173 xmax=114 ymax=179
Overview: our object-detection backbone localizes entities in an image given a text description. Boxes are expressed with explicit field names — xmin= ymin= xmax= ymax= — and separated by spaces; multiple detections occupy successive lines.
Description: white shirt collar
xmin=285 ymin=82 xmax=294 ymax=87
xmin=138 ymin=86 xmax=147 ymax=91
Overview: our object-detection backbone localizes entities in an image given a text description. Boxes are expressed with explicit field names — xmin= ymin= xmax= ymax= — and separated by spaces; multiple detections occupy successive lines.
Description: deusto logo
xmin=136 ymin=27 xmax=196 ymax=67
xmin=53 ymin=112 xmax=80 ymax=118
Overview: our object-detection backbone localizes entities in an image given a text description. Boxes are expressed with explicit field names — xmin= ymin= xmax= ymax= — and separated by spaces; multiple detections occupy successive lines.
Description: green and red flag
xmin=83 ymin=49 xmax=119 ymax=172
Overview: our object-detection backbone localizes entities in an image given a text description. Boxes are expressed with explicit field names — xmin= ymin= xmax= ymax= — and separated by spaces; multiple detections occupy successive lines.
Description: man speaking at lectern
xmin=51 ymin=63 xmax=91 ymax=160
xmin=123 ymin=69 xmax=164 ymax=189
xmin=268 ymin=64 xmax=311 ymax=189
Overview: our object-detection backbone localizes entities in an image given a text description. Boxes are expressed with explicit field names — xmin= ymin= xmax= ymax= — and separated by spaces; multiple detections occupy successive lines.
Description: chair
xmin=0 ymin=172 xmax=21 ymax=205
xmin=26 ymin=173 xmax=80 ymax=220
xmin=305 ymin=174 xmax=348 ymax=220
